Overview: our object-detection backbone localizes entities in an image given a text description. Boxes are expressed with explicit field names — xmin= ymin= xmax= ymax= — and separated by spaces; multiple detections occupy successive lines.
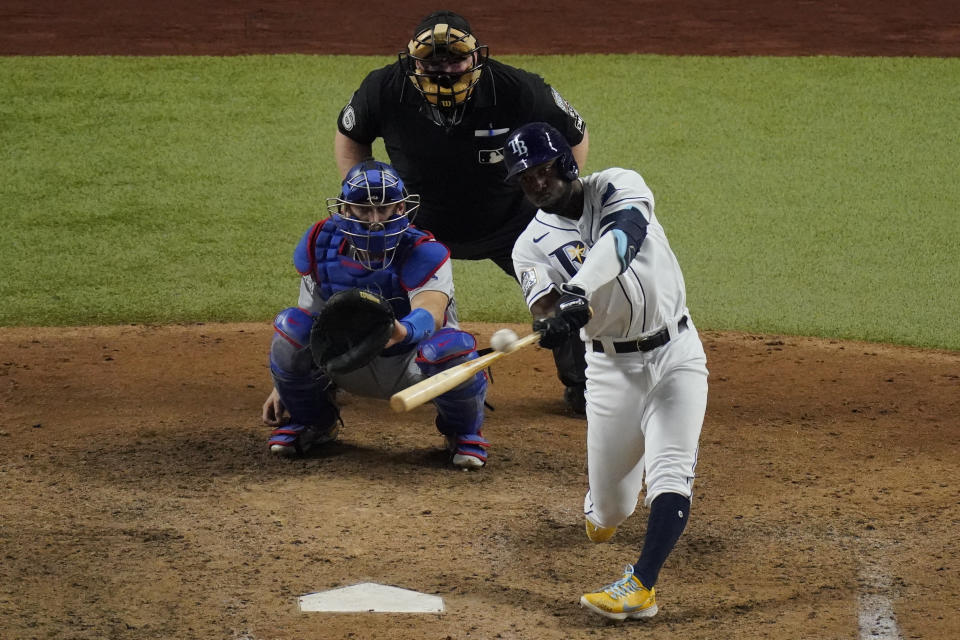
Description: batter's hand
xmin=533 ymin=316 xmax=576 ymax=349
xmin=534 ymin=284 xmax=592 ymax=349
xmin=262 ymin=388 xmax=288 ymax=427
xmin=556 ymin=284 xmax=591 ymax=328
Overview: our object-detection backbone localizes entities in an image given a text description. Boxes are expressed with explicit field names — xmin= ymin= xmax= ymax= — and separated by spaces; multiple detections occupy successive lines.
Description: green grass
xmin=1 ymin=55 xmax=958 ymax=349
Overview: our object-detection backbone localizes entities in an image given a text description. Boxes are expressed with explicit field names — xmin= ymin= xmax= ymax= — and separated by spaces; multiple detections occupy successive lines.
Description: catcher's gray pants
xmin=270 ymin=333 xmax=422 ymax=401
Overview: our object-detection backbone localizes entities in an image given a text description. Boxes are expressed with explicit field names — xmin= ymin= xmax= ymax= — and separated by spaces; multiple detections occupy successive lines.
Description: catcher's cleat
xmin=585 ymin=518 xmax=617 ymax=543
xmin=564 ymin=384 xmax=586 ymax=415
xmin=452 ymin=452 xmax=484 ymax=469
xmin=268 ymin=422 xmax=340 ymax=457
xmin=445 ymin=433 xmax=488 ymax=470
xmin=580 ymin=565 xmax=658 ymax=621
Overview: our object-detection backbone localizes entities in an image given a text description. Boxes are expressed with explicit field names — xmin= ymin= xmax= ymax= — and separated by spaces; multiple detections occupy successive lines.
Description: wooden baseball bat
xmin=389 ymin=331 xmax=541 ymax=412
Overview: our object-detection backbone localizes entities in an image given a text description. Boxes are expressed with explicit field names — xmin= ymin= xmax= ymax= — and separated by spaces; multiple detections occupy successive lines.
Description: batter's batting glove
xmin=533 ymin=316 xmax=575 ymax=349
xmin=533 ymin=284 xmax=592 ymax=349
xmin=556 ymin=284 xmax=591 ymax=329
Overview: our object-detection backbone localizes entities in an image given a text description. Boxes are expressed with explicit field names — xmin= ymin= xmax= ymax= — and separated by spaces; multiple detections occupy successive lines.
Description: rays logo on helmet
xmin=507 ymin=137 xmax=528 ymax=157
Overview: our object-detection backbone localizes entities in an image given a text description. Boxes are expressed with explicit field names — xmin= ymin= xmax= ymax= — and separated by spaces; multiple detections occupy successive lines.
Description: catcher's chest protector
xmin=300 ymin=221 xmax=435 ymax=317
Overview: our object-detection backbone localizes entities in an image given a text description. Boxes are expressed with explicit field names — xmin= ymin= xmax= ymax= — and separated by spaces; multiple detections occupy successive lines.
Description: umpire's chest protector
xmin=294 ymin=220 xmax=449 ymax=317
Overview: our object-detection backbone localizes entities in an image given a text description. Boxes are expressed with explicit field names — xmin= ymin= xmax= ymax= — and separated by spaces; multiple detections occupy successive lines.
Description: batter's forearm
xmin=530 ymin=291 xmax=560 ymax=320
xmin=568 ymin=231 xmax=622 ymax=296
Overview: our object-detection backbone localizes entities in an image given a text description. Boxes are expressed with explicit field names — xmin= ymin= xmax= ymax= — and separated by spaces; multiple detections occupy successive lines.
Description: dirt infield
xmin=3 ymin=323 xmax=959 ymax=640
xmin=2 ymin=3 xmax=960 ymax=640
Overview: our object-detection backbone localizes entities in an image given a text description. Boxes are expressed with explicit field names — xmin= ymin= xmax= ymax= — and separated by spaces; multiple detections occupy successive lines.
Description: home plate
xmin=298 ymin=583 xmax=444 ymax=613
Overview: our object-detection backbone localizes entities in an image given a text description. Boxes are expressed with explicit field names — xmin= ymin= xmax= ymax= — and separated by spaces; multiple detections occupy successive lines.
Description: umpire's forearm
xmin=334 ymin=131 xmax=373 ymax=179
xmin=571 ymin=126 xmax=589 ymax=171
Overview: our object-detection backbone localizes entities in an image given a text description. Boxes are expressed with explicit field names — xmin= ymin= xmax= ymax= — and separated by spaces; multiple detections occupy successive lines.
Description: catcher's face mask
xmin=326 ymin=161 xmax=421 ymax=271
xmin=400 ymin=21 xmax=488 ymax=128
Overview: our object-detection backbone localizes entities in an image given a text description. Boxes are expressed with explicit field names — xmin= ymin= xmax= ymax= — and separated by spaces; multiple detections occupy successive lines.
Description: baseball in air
xmin=490 ymin=328 xmax=519 ymax=353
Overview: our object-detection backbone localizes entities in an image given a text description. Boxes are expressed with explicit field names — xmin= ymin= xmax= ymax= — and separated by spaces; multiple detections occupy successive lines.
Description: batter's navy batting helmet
xmin=503 ymin=122 xmax=579 ymax=182
xmin=326 ymin=161 xmax=420 ymax=270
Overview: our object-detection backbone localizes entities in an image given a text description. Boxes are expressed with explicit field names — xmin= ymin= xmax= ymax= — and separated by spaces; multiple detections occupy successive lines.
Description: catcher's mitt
xmin=311 ymin=289 xmax=395 ymax=376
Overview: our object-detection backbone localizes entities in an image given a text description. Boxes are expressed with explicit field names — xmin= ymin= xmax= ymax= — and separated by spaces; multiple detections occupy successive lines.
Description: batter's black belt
xmin=592 ymin=316 xmax=689 ymax=354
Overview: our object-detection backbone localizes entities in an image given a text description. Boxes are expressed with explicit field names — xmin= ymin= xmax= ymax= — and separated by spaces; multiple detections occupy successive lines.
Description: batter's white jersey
xmin=512 ymin=167 xmax=708 ymax=523
xmin=513 ymin=168 xmax=688 ymax=341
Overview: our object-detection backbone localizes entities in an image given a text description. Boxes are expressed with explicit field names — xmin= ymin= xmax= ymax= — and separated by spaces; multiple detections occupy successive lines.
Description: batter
xmin=505 ymin=123 xmax=709 ymax=620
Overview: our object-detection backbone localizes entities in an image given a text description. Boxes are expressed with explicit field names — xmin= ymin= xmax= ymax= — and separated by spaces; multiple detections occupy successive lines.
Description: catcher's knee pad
xmin=270 ymin=307 xmax=338 ymax=428
xmin=274 ymin=307 xmax=315 ymax=349
xmin=271 ymin=308 xmax=318 ymax=376
xmin=416 ymin=328 xmax=487 ymax=436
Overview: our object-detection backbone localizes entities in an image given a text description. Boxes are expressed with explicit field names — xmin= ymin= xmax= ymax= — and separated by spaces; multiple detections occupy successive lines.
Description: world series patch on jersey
xmin=513 ymin=215 xmax=585 ymax=307
xmin=519 ymin=267 xmax=538 ymax=300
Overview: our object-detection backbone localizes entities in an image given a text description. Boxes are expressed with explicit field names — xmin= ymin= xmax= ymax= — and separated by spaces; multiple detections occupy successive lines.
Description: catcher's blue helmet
xmin=326 ymin=160 xmax=420 ymax=270
xmin=503 ymin=122 xmax=579 ymax=182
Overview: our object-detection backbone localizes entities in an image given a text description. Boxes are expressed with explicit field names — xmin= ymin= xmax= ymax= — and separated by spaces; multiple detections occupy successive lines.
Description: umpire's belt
xmin=590 ymin=316 xmax=689 ymax=355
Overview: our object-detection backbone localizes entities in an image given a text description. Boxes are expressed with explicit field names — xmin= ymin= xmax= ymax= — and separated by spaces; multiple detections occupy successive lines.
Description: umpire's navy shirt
xmin=337 ymin=59 xmax=587 ymax=261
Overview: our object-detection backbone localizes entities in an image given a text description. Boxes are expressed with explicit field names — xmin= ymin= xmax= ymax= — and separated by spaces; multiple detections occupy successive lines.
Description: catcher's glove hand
xmin=311 ymin=289 xmax=395 ymax=376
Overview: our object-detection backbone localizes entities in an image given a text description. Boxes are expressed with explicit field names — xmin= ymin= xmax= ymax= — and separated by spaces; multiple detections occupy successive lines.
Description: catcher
xmin=261 ymin=160 xmax=489 ymax=469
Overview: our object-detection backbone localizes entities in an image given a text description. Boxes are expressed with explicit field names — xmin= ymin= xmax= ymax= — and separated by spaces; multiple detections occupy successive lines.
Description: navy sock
xmin=633 ymin=492 xmax=691 ymax=589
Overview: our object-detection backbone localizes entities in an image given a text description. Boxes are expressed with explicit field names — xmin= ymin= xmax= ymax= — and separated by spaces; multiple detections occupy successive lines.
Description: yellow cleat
xmin=580 ymin=565 xmax=658 ymax=621
xmin=585 ymin=518 xmax=617 ymax=543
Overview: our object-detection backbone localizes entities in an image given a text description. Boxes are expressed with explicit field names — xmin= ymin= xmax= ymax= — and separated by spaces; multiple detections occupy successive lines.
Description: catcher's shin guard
xmin=416 ymin=328 xmax=488 ymax=466
xmin=270 ymin=308 xmax=340 ymax=429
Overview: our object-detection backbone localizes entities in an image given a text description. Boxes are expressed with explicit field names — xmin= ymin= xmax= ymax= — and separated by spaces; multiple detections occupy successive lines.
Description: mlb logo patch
xmin=478 ymin=148 xmax=504 ymax=164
